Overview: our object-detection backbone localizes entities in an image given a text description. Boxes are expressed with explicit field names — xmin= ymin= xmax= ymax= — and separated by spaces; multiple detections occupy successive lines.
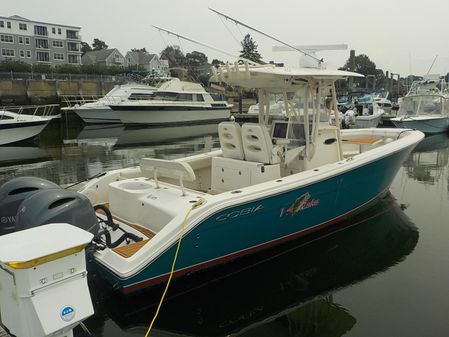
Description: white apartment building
xmin=0 ymin=15 xmax=82 ymax=66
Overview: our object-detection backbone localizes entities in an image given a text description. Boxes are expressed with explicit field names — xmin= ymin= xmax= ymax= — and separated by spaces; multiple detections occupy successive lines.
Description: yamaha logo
xmin=60 ymin=306 xmax=76 ymax=322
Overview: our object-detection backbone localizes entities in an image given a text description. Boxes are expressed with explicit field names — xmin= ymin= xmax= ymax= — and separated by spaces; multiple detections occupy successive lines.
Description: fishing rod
xmin=152 ymin=25 xmax=261 ymax=66
xmin=208 ymin=7 xmax=324 ymax=65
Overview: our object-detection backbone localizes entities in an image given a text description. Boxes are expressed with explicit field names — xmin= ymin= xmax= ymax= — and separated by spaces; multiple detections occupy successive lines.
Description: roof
xmin=0 ymin=15 xmax=81 ymax=29
xmin=126 ymin=51 xmax=157 ymax=65
xmin=82 ymin=49 xmax=122 ymax=64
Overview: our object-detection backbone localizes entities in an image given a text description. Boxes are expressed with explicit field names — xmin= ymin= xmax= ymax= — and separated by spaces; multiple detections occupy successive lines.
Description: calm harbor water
xmin=1 ymin=116 xmax=449 ymax=337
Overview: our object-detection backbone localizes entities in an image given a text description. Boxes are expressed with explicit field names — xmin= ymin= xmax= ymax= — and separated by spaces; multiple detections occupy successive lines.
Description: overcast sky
xmin=3 ymin=0 xmax=449 ymax=76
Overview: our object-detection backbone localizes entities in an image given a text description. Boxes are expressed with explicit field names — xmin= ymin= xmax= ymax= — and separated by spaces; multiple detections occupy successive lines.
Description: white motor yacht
xmin=109 ymin=78 xmax=232 ymax=126
xmin=0 ymin=110 xmax=51 ymax=145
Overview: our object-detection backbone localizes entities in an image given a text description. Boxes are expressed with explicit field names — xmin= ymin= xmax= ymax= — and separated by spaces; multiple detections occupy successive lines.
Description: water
xmin=1 ymin=117 xmax=449 ymax=337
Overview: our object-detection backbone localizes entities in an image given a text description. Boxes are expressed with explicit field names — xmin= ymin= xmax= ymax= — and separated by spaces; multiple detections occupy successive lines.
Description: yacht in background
xmin=0 ymin=110 xmax=52 ymax=145
xmin=109 ymin=78 xmax=232 ymax=126
xmin=70 ymin=83 xmax=157 ymax=124
xmin=391 ymin=76 xmax=449 ymax=134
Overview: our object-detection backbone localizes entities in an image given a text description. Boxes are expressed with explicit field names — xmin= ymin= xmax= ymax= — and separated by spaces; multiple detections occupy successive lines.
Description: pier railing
xmin=0 ymin=71 xmax=133 ymax=82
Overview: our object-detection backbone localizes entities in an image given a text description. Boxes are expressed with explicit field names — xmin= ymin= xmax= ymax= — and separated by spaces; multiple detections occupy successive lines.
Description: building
xmin=81 ymin=48 xmax=124 ymax=67
xmin=124 ymin=51 xmax=169 ymax=76
xmin=0 ymin=15 xmax=82 ymax=66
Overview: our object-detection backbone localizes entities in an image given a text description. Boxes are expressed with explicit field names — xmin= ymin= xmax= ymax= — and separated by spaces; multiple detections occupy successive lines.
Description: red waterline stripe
xmin=123 ymin=188 xmax=388 ymax=294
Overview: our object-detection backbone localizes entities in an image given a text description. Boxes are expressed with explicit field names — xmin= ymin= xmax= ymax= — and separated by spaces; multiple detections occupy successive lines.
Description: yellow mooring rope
xmin=144 ymin=198 xmax=205 ymax=337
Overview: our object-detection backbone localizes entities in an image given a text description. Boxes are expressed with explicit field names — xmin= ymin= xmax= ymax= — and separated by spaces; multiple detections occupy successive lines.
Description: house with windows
xmin=81 ymin=48 xmax=124 ymax=67
xmin=0 ymin=15 xmax=82 ymax=65
xmin=124 ymin=51 xmax=169 ymax=76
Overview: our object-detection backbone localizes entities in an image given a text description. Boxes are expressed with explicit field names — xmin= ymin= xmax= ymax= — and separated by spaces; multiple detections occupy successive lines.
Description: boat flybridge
xmin=0 ymin=62 xmax=424 ymax=295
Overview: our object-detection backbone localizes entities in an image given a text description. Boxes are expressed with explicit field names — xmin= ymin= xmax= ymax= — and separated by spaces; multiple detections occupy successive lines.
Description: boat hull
xmin=95 ymin=142 xmax=417 ymax=294
xmin=0 ymin=120 xmax=50 ymax=145
xmin=111 ymin=105 xmax=231 ymax=126
xmin=74 ymin=107 xmax=122 ymax=124
xmin=355 ymin=114 xmax=383 ymax=128
xmin=391 ymin=116 xmax=449 ymax=134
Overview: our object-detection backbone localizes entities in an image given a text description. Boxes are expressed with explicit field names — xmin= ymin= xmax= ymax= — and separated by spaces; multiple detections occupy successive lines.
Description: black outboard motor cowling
xmin=15 ymin=189 xmax=99 ymax=234
xmin=0 ymin=177 xmax=60 ymax=235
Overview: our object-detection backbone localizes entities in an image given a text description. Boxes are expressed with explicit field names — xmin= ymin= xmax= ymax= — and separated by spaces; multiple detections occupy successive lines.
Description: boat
xmin=84 ymin=193 xmax=417 ymax=336
xmin=0 ymin=60 xmax=424 ymax=295
xmin=69 ymin=83 xmax=157 ymax=124
xmin=337 ymin=94 xmax=385 ymax=128
xmin=390 ymin=76 xmax=449 ymax=134
xmin=0 ymin=110 xmax=52 ymax=145
xmin=109 ymin=78 xmax=232 ymax=126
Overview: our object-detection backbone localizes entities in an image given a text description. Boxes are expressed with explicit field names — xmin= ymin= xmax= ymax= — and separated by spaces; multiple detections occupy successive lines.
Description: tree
xmin=211 ymin=59 xmax=224 ymax=67
xmin=0 ymin=59 xmax=32 ymax=72
xmin=186 ymin=51 xmax=208 ymax=67
xmin=340 ymin=54 xmax=386 ymax=89
xmin=80 ymin=42 xmax=92 ymax=55
xmin=160 ymin=46 xmax=187 ymax=76
xmin=92 ymin=38 xmax=108 ymax=51
xmin=240 ymin=34 xmax=262 ymax=63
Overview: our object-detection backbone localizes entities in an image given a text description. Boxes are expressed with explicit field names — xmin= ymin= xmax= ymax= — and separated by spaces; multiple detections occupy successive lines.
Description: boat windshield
xmin=397 ymin=96 xmax=446 ymax=117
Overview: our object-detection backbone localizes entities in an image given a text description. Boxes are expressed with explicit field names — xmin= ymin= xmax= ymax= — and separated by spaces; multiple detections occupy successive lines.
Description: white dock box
xmin=0 ymin=224 xmax=94 ymax=337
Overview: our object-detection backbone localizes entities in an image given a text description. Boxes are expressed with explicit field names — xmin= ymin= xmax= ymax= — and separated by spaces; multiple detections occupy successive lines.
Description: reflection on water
xmin=80 ymin=195 xmax=417 ymax=337
xmin=0 ymin=117 xmax=220 ymax=186
xmin=403 ymin=133 xmax=449 ymax=187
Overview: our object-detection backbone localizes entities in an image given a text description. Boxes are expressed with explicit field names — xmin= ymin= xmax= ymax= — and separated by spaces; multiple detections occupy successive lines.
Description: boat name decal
xmin=216 ymin=204 xmax=264 ymax=222
xmin=279 ymin=192 xmax=320 ymax=217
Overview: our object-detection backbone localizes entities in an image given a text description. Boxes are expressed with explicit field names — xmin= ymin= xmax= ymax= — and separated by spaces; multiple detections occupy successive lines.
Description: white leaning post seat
xmin=218 ymin=121 xmax=245 ymax=160
xmin=241 ymin=123 xmax=274 ymax=164
xmin=140 ymin=158 xmax=196 ymax=196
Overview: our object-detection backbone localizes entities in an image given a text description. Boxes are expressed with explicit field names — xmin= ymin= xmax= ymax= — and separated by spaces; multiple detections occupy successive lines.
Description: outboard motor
xmin=15 ymin=189 xmax=99 ymax=235
xmin=0 ymin=177 xmax=60 ymax=235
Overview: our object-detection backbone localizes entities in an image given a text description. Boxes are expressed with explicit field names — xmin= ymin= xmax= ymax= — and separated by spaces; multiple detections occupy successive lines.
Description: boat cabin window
xmin=196 ymin=94 xmax=205 ymax=102
xmin=271 ymin=120 xmax=306 ymax=145
xmin=128 ymin=93 xmax=155 ymax=100
xmin=178 ymin=93 xmax=193 ymax=101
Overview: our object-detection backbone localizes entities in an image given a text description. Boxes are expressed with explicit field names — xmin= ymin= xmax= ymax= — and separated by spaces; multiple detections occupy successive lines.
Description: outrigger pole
xmin=152 ymin=25 xmax=261 ymax=66
xmin=208 ymin=8 xmax=324 ymax=65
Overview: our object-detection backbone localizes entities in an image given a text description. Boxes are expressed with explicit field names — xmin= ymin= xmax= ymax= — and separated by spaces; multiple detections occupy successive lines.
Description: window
xmin=34 ymin=25 xmax=48 ymax=36
xmin=26 ymin=50 xmax=31 ymax=58
xmin=0 ymin=35 xmax=13 ymax=43
xmin=19 ymin=50 xmax=25 ymax=58
xmin=196 ymin=94 xmax=205 ymax=102
xmin=6 ymin=22 xmax=11 ymax=29
xmin=25 ymin=37 xmax=30 ymax=45
xmin=19 ymin=23 xmax=27 ymax=30
xmin=35 ymin=38 xmax=49 ymax=49
xmin=66 ymin=30 xmax=78 ymax=39
xmin=0 ymin=21 xmax=3 ymax=28
xmin=67 ymin=42 xmax=78 ymax=51
xmin=52 ymin=27 xmax=56 ymax=34
xmin=1 ymin=49 xmax=15 ymax=57
xmin=53 ymin=52 xmax=64 ymax=60
xmin=36 ymin=51 xmax=50 ymax=62
xmin=58 ymin=28 xmax=61 ymax=34
xmin=68 ymin=54 xmax=79 ymax=64
xmin=18 ymin=36 xmax=23 ymax=44
xmin=52 ymin=40 xmax=64 ymax=48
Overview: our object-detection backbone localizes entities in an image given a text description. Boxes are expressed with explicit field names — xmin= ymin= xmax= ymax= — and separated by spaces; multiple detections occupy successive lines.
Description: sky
xmin=3 ymin=0 xmax=449 ymax=77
